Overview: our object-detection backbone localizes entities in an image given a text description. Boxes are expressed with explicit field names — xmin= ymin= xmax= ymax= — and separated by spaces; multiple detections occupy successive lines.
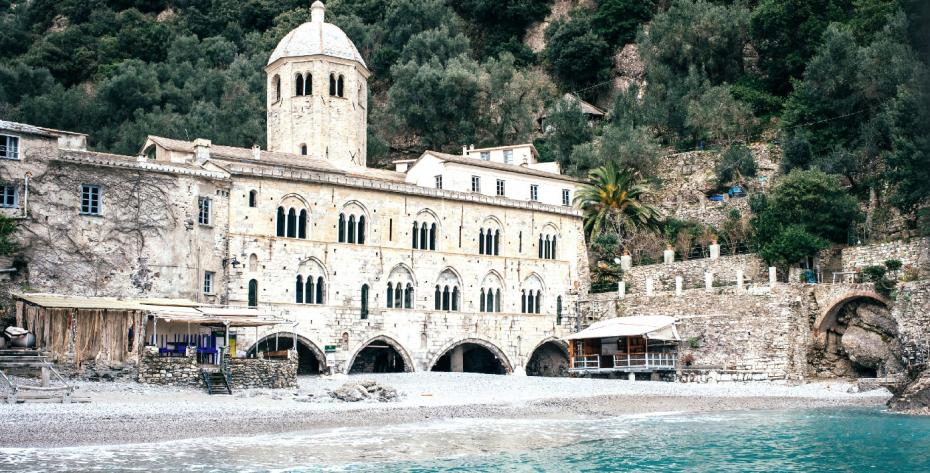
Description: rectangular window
xmin=562 ymin=189 xmax=571 ymax=206
xmin=480 ymin=151 xmax=490 ymax=161
xmin=496 ymin=179 xmax=505 ymax=197
xmin=203 ymin=271 xmax=215 ymax=294
xmin=434 ymin=175 xmax=443 ymax=189
xmin=530 ymin=184 xmax=539 ymax=201
xmin=503 ymin=149 xmax=513 ymax=164
xmin=0 ymin=135 xmax=20 ymax=160
xmin=198 ymin=197 xmax=211 ymax=225
xmin=471 ymin=175 xmax=481 ymax=193
xmin=1 ymin=184 xmax=17 ymax=208
xmin=80 ymin=184 xmax=101 ymax=215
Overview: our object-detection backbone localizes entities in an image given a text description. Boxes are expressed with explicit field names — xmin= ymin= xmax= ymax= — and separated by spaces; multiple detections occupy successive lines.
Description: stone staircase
xmin=201 ymin=368 xmax=232 ymax=395
xmin=0 ymin=349 xmax=85 ymax=403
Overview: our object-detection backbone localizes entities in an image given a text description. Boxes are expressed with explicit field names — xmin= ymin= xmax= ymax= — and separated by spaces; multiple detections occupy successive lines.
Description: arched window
xmin=305 ymin=277 xmax=314 ymax=304
xmin=338 ymin=213 xmax=346 ymax=243
xmin=479 ymin=229 xmax=485 ymax=255
xmin=434 ymin=285 xmax=441 ymax=310
xmin=442 ymin=286 xmax=450 ymax=311
xmin=480 ymin=289 xmax=486 ymax=312
xmin=315 ymin=276 xmax=324 ymax=304
xmin=306 ymin=74 xmax=312 ymax=95
xmin=535 ymin=291 xmax=541 ymax=314
xmin=248 ymin=253 xmax=258 ymax=272
xmin=248 ymin=190 xmax=257 ymax=208
xmin=298 ymin=209 xmax=307 ymax=239
xmin=495 ymin=289 xmax=501 ymax=312
xmin=521 ymin=290 xmax=527 ymax=313
xmin=276 ymin=207 xmax=286 ymax=237
xmin=452 ymin=286 xmax=459 ymax=311
xmin=387 ymin=282 xmax=394 ymax=308
xmin=300 ymin=144 xmax=308 ymax=155
xmin=295 ymin=275 xmax=304 ymax=304
xmin=357 ymin=215 xmax=366 ymax=244
xmin=286 ymin=208 xmax=297 ymax=238
xmin=551 ymin=236 xmax=557 ymax=259
xmin=394 ymin=283 xmax=402 ymax=309
xmin=557 ymin=296 xmax=563 ymax=325
xmin=404 ymin=284 xmax=413 ymax=309
xmin=484 ymin=230 xmax=492 ymax=255
xmin=329 ymin=74 xmax=337 ymax=96
xmin=527 ymin=290 xmax=536 ymax=314
xmin=360 ymin=284 xmax=369 ymax=319
xmin=545 ymin=236 xmax=551 ymax=259
xmin=412 ymin=222 xmax=419 ymax=249
xmin=429 ymin=223 xmax=437 ymax=250
xmin=273 ymin=75 xmax=281 ymax=102
xmin=494 ymin=230 xmax=500 ymax=256
xmin=347 ymin=215 xmax=356 ymax=244
xmin=538 ymin=235 xmax=544 ymax=258
xmin=420 ymin=223 xmax=428 ymax=250
xmin=248 ymin=279 xmax=258 ymax=307
xmin=295 ymin=73 xmax=304 ymax=96
xmin=485 ymin=289 xmax=493 ymax=313
xmin=337 ymin=75 xmax=345 ymax=97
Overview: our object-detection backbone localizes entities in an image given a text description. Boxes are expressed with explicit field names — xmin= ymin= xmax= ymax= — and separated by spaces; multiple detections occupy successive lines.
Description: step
xmin=0 ymin=356 xmax=48 ymax=362
xmin=0 ymin=361 xmax=51 ymax=368
xmin=17 ymin=385 xmax=72 ymax=392
xmin=0 ymin=349 xmax=42 ymax=356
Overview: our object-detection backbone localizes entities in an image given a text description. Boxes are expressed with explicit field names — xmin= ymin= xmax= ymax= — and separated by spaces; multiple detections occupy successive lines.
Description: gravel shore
xmin=0 ymin=373 xmax=890 ymax=448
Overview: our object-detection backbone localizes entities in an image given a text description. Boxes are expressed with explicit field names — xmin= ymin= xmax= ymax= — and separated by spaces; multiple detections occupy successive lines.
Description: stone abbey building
xmin=1 ymin=2 xmax=588 ymax=376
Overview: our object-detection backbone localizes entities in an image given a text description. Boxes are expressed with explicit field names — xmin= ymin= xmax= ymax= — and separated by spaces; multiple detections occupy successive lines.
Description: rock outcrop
xmin=842 ymin=304 xmax=904 ymax=376
xmin=329 ymin=379 xmax=401 ymax=402
xmin=888 ymin=370 xmax=930 ymax=415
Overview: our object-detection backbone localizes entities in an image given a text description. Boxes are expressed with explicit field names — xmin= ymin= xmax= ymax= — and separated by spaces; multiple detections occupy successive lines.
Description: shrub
xmin=715 ymin=143 xmax=758 ymax=186
xmin=884 ymin=259 xmax=903 ymax=271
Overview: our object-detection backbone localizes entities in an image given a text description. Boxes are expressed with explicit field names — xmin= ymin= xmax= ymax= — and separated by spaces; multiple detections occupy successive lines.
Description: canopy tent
xmin=564 ymin=315 xmax=680 ymax=341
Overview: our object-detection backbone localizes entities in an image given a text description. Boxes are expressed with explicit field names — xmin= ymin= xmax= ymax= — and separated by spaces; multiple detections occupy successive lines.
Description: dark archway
xmin=430 ymin=340 xmax=511 ymax=375
xmin=526 ymin=340 xmax=570 ymax=377
xmin=348 ymin=337 xmax=412 ymax=374
xmin=811 ymin=293 xmax=897 ymax=378
xmin=248 ymin=334 xmax=325 ymax=375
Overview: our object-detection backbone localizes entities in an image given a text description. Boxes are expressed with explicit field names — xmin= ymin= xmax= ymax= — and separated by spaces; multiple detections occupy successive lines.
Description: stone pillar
xmin=618 ymin=281 xmax=626 ymax=299
xmin=709 ymin=243 xmax=720 ymax=259
xmin=675 ymin=276 xmax=683 ymax=296
xmin=769 ymin=267 xmax=777 ymax=288
xmin=620 ymin=254 xmax=632 ymax=271
xmin=645 ymin=278 xmax=654 ymax=296
xmin=705 ymin=272 xmax=713 ymax=292
xmin=736 ymin=270 xmax=744 ymax=292
xmin=628 ymin=372 xmax=635 ymax=381
xmin=450 ymin=345 xmax=465 ymax=372
xmin=663 ymin=248 xmax=675 ymax=264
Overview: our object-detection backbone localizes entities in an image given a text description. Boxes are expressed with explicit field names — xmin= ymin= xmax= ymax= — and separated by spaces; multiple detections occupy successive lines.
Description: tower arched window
xmin=298 ymin=209 xmax=307 ymax=239
xmin=495 ymin=289 xmax=501 ymax=312
xmin=248 ymin=190 xmax=257 ymax=208
xmin=535 ymin=291 xmax=541 ymax=314
xmin=329 ymin=74 xmax=337 ymax=96
xmin=479 ymin=229 xmax=485 ymax=255
xmin=452 ymin=286 xmax=459 ymax=311
xmin=305 ymin=277 xmax=314 ymax=304
xmin=360 ymin=284 xmax=369 ymax=319
xmin=480 ymin=288 xmax=486 ymax=312
xmin=494 ymin=230 xmax=500 ymax=256
xmin=434 ymin=285 xmax=441 ymax=310
xmin=248 ymin=279 xmax=258 ymax=307
xmin=295 ymin=275 xmax=304 ymax=304
xmin=306 ymin=74 xmax=312 ymax=95
xmin=286 ymin=208 xmax=297 ymax=238
xmin=295 ymin=73 xmax=304 ymax=97
xmin=276 ymin=207 xmax=286 ymax=237
xmin=420 ymin=223 xmax=428 ymax=249
xmin=272 ymin=74 xmax=281 ymax=102
xmin=337 ymin=75 xmax=345 ymax=97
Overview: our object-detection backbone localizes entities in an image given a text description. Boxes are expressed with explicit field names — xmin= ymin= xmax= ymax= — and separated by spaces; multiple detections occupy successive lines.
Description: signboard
xmin=324 ymin=345 xmax=337 ymax=353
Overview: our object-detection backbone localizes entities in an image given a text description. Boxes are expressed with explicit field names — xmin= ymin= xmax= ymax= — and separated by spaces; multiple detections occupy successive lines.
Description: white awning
xmin=564 ymin=315 xmax=680 ymax=341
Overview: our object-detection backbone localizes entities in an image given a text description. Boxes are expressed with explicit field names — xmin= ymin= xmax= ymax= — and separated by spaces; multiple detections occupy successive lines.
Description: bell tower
xmin=265 ymin=1 xmax=369 ymax=167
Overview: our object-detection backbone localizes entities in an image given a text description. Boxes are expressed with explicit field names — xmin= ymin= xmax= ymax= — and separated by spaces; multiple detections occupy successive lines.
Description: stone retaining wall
xmin=677 ymin=369 xmax=770 ymax=383
xmin=229 ymin=352 xmax=297 ymax=389
xmin=841 ymin=238 xmax=930 ymax=276
xmin=892 ymin=281 xmax=930 ymax=366
xmin=137 ymin=347 xmax=203 ymax=387
xmin=623 ymin=253 xmax=766 ymax=294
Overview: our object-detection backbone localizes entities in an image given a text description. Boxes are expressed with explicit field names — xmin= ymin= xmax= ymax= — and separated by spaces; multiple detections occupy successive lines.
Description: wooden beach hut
xmin=564 ymin=315 xmax=681 ymax=374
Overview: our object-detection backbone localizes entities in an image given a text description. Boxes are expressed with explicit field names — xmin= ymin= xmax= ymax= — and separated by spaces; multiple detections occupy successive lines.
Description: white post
xmin=736 ymin=270 xmax=744 ymax=292
xmin=769 ymin=267 xmax=777 ymax=288
xmin=628 ymin=372 xmax=635 ymax=381
xmin=645 ymin=278 xmax=654 ymax=296
xmin=620 ymin=254 xmax=632 ymax=271
xmin=705 ymin=272 xmax=713 ymax=292
xmin=709 ymin=243 xmax=720 ymax=260
xmin=663 ymin=249 xmax=675 ymax=264
xmin=675 ymin=276 xmax=683 ymax=296
xmin=618 ymin=281 xmax=626 ymax=299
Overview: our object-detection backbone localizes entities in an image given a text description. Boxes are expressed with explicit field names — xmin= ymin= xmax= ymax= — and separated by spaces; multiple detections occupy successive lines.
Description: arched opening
xmin=272 ymin=74 xmax=281 ymax=102
xmin=811 ymin=293 xmax=897 ymax=378
xmin=357 ymin=215 xmax=366 ymax=244
xmin=295 ymin=275 xmax=304 ymax=304
xmin=286 ymin=208 xmax=297 ymax=238
xmin=526 ymin=340 xmax=569 ymax=377
xmin=348 ymin=338 xmax=412 ymax=374
xmin=337 ymin=75 xmax=345 ymax=97
xmin=338 ymin=213 xmax=346 ymax=242
xmin=247 ymin=279 xmax=258 ymax=307
xmin=300 ymin=144 xmax=308 ymax=155
xmin=306 ymin=74 xmax=312 ymax=95
xmin=347 ymin=215 xmax=356 ymax=244
xmin=248 ymin=190 xmax=257 ymax=208
xmin=276 ymin=207 xmax=286 ymax=237
xmin=295 ymin=73 xmax=304 ymax=96
xmin=298 ymin=209 xmax=307 ymax=239
xmin=329 ymin=74 xmax=337 ymax=96
xmin=248 ymin=334 xmax=325 ymax=375
xmin=360 ymin=284 xmax=369 ymax=319
xmin=430 ymin=340 xmax=511 ymax=375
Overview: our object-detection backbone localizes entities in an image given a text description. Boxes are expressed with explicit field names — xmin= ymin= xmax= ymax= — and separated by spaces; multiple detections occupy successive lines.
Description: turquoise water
xmin=2 ymin=408 xmax=928 ymax=472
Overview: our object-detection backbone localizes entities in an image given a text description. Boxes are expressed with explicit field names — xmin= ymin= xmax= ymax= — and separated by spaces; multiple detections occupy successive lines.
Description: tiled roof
xmin=424 ymin=151 xmax=585 ymax=183
xmin=0 ymin=120 xmax=57 ymax=137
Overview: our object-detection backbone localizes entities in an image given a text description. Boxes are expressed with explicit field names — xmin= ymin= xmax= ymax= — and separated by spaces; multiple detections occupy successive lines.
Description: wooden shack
xmin=564 ymin=315 xmax=681 ymax=374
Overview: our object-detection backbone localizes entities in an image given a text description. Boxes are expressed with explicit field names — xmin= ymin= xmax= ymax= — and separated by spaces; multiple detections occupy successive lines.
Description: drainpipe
xmin=22 ymin=172 xmax=31 ymax=218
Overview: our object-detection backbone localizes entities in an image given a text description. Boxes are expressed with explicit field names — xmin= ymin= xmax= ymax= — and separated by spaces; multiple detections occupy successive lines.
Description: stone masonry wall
xmin=623 ymin=253 xmax=765 ymax=293
xmin=892 ymin=281 xmax=930 ymax=366
xmin=841 ymin=238 xmax=930 ymax=277
xmin=229 ymin=352 xmax=297 ymax=389
xmin=137 ymin=347 xmax=203 ymax=388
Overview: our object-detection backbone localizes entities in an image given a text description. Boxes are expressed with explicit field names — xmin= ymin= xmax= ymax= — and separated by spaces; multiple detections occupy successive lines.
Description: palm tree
xmin=573 ymin=162 xmax=662 ymax=240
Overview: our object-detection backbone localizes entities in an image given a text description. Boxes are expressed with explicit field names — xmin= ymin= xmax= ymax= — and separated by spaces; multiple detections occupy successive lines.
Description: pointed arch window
xmin=347 ymin=215 xmax=356 ymax=243
xmin=305 ymin=277 xmax=314 ymax=304
xmin=360 ymin=284 xmax=369 ymax=319
xmin=429 ymin=223 xmax=436 ymax=250
xmin=316 ymin=276 xmax=324 ymax=304
xmin=387 ymin=282 xmax=394 ymax=308
xmin=495 ymin=289 xmax=501 ymax=312
xmin=434 ymin=285 xmax=441 ymax=310
xmin=394 ymin=283 xmax=403 ymax=309
xmin=298 ymin=209 xmax=307 ymax=239
xmin=286 ymin=208 xmax=297 ymax=238
xmin=248 ymin=279 xmax=258 ymax=307
xmin=295 ymin=275 xmax=304 ymax=304
xmin=535 ymin=291 xmax=541 ymax=314
xmin=452 ymin=286 xmax=459 ymax=311
xmin=295 ymin=73 xmax=304 ymax=97
xmin=420 ymin=223 xmax=428 ymax=249
xmin=480 ymin=289 xmax=486 ymax=312
xmin=276 ymin=207 xmax=286 ymax=237
xmin=338 ymin=213 xmax=346 ymax=242
xmin=404 ymin=284 xmax=413 ymax=309
xmin=442 ymin=286 xmax=450 ymax=311
xmin=357 ymin=215 xmax=366 ymax=244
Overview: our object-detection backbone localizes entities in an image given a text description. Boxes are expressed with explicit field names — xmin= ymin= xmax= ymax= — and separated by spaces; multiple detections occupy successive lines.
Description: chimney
xmin=193 ymin=138 xmax=211 ymax=163
xmin=252 ymin=144 xmax=262 ymax=160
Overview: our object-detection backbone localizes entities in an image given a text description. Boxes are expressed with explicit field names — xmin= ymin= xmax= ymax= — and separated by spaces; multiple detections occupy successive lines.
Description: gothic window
xmin=535 ymin=291 xmax=541 ymax=314
xmin=298 ymin=209 xmax=307 ymax=239
xmin=295 ymin=73 xmax=304 ymax=97
xmin=442 ymin=286 xmax=450 ymax=311
xmin=329 ymin=74 xmax=336 ymax=96
xmin=248 ymin=253 xmax=258 ymax=272
xmin=434 ymin=285 xmax=441 ymax=310
xmin=521 ymin=275 xmax=545 ymax=314
xmin=538 ymin=232 xmax=557 ymax=260
xmin=394 ymin=283 xmax=403 ymax=308
xmin=248 ymin=279 xmax=258 ymax=307
xmin=286 ymin=208 xmax=297 ymax=238
xmin=273 ymin=75 xmax=281 ymax=102
xmin=306 ymin=74 xmax=312 ymax=95
xmin=357 ymin=216 xmax=366 ymax=244
xmin=420 ymin=223 xmax=428 ymax=249
xmin=337 ymin=75 xmax=345 ymax=97
xmin=404 ymin=284 xmax=413 ymax=309
xmin=339 ymin=206 xmax=366 ymax=244
xmin=305 ymin=276 xmax=314 ymax=304
xmin=248 ymin=190 xmax=257 ymax=208
xmin=386 ymin=282 xmax=394 ymax=308
xmin=360 ymin=284 xmax=369 ymax=319
xmin=480 ymin=289 xmax=486 ymax=312
xmin=412 ymin=222 xmax=419 ymax=248
xmin=495 ymin=289 xmax=501 ymax=312
xmin=347 ymin=215 xmax=356 ymax=243
xmin=338 ymin=213 xmax=346 ymax=242
xmin=436 ymin=269 xmax=460 ymax=312
xmin=276 ymin=207 xmax=286 ymax=237
xmin=315 ymin=276 xmax=324 ymax=304
xmin=479 ymin=229 xmax=485 ymax=255
xmin=429 ymin=223 xmax=436 ymax=250
xmin=295 ymin=275 xmax=304 ymax=304
xmin=452 ymin=287 xmax=459 ymax=311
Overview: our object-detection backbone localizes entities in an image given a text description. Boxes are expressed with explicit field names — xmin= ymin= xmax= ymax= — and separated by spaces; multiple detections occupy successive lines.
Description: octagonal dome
xmin=267 ymin=2 xmax=367 ymax=68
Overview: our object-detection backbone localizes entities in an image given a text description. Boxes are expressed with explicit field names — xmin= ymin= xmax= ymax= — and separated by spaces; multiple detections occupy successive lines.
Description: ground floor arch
xmin=811 ymin=292 xmax=898 ymax=378
xmin=347 ymin=335 xmax=414 ymax=374
xmin=429 ymin=338 xmax=512 ymax=375
xmin=525 ymin=338 xmax=569 ymax=377
xmin=247 ymin=333 xmax=326 ymax=375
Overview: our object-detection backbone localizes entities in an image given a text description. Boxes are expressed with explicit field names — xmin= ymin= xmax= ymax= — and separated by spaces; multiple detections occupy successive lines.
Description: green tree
xmin=574 ymin=162 xmax=662 ymax=240
xmin=685 ymin=85 xmax=755 ymax=145
xmin=543 ymin=12 xmax=614 ymax=90
xmin=0 ymin=214 xmax=16 ymax=257
xmin=591 ymin=0 xmax=655 ymax=47
xmin=715 ymin=144 xmax=757 ymax=186
xmin=758 ymin=224 xmax=829 ymax=267
xmin=543 ymin=97 xmax=594 ymax=173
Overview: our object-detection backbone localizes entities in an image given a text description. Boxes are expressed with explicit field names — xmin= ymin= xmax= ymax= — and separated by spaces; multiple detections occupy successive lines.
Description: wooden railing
xmin=614 ymin=352 xmax=676 ymax=369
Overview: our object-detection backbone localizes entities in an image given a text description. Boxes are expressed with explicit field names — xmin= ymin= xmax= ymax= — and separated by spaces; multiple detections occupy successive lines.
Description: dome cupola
xmin=267 ymin=1 xmax=367 ymax=69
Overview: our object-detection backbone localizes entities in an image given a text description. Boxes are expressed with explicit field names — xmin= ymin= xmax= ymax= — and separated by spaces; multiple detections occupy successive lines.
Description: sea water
xmin=2 ymin=407 xmax=928 ymax=472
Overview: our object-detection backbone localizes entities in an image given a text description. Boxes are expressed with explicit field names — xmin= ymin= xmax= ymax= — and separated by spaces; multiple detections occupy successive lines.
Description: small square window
xmin=496 ymin=179 xmax=505 ymax=197
xmin=480 ymin=152 xmax=490 ymax=161
xmin=562 ymin=189 xmax=571 ymax=206
xmin=471 ymin=176 xmax=481 ymax=193
xmin=203 ymin=271 xmax=215 ymax=294
xmin=80 ymin=184 xmax=101 ymax=215
xmin=198 ymin=197 xmax=211 ymax=225
xmin=530 ymin=185 xmax=539 ymax=201
xmin=0 ymin=135 xmax=20 ymax=160
xmin=1 ymin=184 xmax=17 ymax=208
xmin=503 ymin=149 xmax=513 ymax=164
xmin=435 ymin=175 xmax=443 ymax=189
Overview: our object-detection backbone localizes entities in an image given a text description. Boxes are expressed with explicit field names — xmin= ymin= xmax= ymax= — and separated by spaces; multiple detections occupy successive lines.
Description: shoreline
xmin=0 ymin=373 xmax=892 ymax=448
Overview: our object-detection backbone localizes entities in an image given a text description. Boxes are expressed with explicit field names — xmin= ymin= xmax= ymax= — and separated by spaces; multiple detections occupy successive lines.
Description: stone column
xmin=450 ymin=345 xmax=465 ymax=372
xmin=620 ymin=254 xmax=632 ymax=271
xmin=663 ymin=248 xmax=675 ymax=264
xmin=618 ymin=281 xmax=626 ymax=299
xmin=645 ymin=278 xmax=654 ymax=296
xmin=736 ymin=270 xmax=744 ymax=292
xmin=769 ymin=267 xmax=777 ymax=288
xmin=709 ymin=243 xmax=720 ymax=259
xmin=675 ymin=276 xmax=683 ymax=296
xmin=705 ymin=272 xmax=713 ymax=292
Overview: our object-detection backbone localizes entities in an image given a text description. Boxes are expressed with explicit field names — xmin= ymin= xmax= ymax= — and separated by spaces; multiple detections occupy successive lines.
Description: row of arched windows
xmin=295 ymin=73 xmax=312 ymax=96
xmin=434 ymin=285 xmax=460 ymax=311
xmin=338 ymin=213 xmax=366 ymax=244
xmin=271 ymin=73 xmax=345 ymax=102
xmin=479 ymin=288 xmax=502 ymax=313
xmin=412 ymin=222 xmax=437 ymax=250
xmin=295 ymin=275 xmax=325 ymax=304
xmin=329 ymin=74 xmax=345 ymax=98
xmin=479 ymin=228 xmax=500 ymax=256
xmin=521 ymin=289 xmax=543 ymax=314
xmin=538 ymin=234 xmax=557 ymax=259
xmin=386 ymin=282 xmax=413 ymax=309
xmin=276 ymin=206 xmax=307 ymax=239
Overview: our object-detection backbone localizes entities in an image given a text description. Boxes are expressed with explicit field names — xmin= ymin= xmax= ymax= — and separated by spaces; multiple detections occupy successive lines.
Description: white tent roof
xmin=564 ymin=315 xmax=680 ymax=341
